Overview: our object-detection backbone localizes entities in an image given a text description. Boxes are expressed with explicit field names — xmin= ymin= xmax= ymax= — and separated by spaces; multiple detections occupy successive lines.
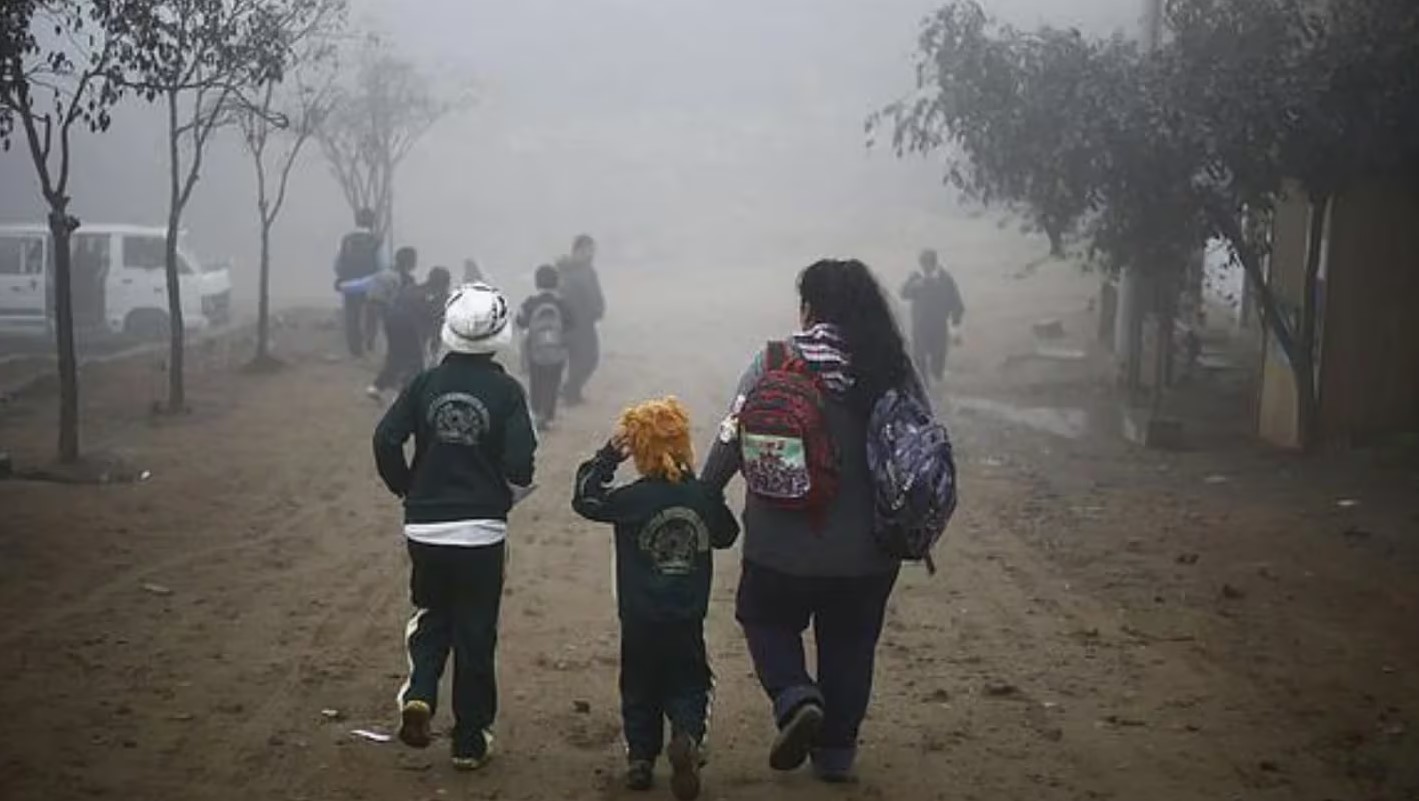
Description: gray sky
xmin=0 ymin=0 xmax=1142 ymax=303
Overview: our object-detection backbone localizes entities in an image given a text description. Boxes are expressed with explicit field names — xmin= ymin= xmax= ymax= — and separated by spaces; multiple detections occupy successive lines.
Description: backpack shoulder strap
xmin=764 ymin=340 xmax=789 ymax=371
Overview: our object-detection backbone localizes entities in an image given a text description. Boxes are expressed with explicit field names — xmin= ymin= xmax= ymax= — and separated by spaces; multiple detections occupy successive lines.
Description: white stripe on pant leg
xmin=702 ymin=658 xmax=716 ymax=762
xmin=397 ymin=608 xmax=430 ymax=712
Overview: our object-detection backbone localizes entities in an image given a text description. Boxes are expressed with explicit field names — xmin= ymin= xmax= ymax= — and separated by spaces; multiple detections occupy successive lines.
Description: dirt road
xmin=1 ymin=292 xmax=1417 ymax=801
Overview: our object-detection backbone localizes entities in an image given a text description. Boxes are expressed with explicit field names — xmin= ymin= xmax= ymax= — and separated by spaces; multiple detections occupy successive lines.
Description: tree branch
xmin=1205 ymin=199 xmax=1298 ymax=366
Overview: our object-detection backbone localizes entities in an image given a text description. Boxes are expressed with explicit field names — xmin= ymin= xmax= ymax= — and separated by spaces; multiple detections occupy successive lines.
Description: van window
xmin=0 ymin=236 xmax=44 ymax=275
xmin=123 ymin=235 xmax=194 ymax=274
xmin=122 ymin=235 xmax=166 ymax=270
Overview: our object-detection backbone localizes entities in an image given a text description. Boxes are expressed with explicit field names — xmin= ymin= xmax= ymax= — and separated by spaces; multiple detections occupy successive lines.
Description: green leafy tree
xmin=876 ymin=0 xmax=1419 ymax=448
xmin=1170 ymin=0 xmax=1419 ymax=444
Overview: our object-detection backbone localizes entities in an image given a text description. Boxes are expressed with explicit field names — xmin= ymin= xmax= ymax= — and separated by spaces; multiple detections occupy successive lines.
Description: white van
xmin=0 ymin=224 xmax=232 ymax=340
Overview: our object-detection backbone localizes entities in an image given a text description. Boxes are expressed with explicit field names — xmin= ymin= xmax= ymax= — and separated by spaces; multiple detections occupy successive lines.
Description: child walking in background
xmin=419 ymin=266 xmax=453 ymax=360
xmin=572 ymin=398 xmax=740 ymax=800
xmin=516 ymin=265 xmax=576 ymax=431
xmin=373 ymin=283 xmax=537 ymax=772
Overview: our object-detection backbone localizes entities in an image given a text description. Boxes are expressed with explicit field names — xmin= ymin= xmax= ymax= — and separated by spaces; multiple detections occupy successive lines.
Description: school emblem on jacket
xmin=639 ymin=507 xmax=710 ymax=576
xmin=427 ymin=392 xmax=491 ymax=446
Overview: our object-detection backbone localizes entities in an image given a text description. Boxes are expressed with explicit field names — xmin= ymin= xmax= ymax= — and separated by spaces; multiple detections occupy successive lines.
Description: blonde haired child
xmin=573 ymin=397 xmax=740 ymax=800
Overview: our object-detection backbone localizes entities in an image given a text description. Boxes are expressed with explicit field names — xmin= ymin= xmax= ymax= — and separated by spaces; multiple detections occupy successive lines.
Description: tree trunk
xmin=382 ymin=148 xmax=395 ymax=261
xmin=164 ymin=205 xmax=186 ymax=413
xmin=165 ymin=91 xmax=187 ymax=413
xmin=1295 ymin=193 xmax=1330 ymax=452
xmin=1207 ymin=203 xmax=1298 ymax=367
xmin=256 ymin=218 xmax=272 ymax=362
xmin=1121 ymin=271 xmax=1147 ymax=398
xmin=1150 ymin=274 xmax=1177 ymax=418
xmin=47 ymin=208 xmax=80 ymax=463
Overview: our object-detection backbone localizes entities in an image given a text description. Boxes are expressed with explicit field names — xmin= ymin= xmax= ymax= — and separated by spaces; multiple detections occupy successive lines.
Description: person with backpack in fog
xmin=701 ymin=258 xmax=956 ymax=784
xmin=333 ymin=208 xmax=386 ymax=358
xmin=900 ymin=248 xmax=965 ymax=387
xmin=373 ymin=282 xmax=535 ymax=773
xmin=361 ymin=247 xmax=423 ymax=401
xmin=556 ymin=234 xmax=606 ymax=406
xmin=516 ymin=265 xmax=576 ymax=432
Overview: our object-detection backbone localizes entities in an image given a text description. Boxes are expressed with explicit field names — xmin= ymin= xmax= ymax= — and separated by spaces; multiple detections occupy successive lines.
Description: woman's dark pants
xmin=735 ymin=561 xmax=898 ymax=766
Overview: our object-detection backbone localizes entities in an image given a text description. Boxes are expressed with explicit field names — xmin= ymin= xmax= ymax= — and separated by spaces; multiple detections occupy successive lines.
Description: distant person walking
xmin=556 ymin=234 xmax=606 ymax=406
xmin=515 ymin=265 xmax=576 ymax=432
xmin=900 ymin=249 xmax=964 ymax=386
xmin=373 ymin=282 xmax=536 ymax=773
xmin=363 ymin=247 xmax=422 ymax=400
xmin=333 ymin=208 xmax=385 ymax=358
xmin=701 ymin=259 xmax=913 ymax=784
xmin=418 ymin=266 xmax=454 ymax=360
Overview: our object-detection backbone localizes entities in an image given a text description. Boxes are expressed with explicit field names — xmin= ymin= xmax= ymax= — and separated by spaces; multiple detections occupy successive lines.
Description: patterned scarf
xmin=791 ymin=323 xmax=854 ymax=396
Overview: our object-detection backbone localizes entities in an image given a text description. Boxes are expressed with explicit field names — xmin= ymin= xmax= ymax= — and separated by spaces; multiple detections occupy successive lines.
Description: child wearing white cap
xmin=373 ymin=282 xmax=537 ymax=771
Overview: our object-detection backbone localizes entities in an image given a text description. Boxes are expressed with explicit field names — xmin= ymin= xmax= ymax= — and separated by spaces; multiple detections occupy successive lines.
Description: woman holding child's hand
xmin=700 ymin=259 xmax=913 ymax=784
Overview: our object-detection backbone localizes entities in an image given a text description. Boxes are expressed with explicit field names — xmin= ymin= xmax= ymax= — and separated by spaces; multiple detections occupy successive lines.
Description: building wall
xmin=1316 ymin=181 xmax=1419 ymax=443
xmin=1257 ymin=185 xmax=1311 ymax=449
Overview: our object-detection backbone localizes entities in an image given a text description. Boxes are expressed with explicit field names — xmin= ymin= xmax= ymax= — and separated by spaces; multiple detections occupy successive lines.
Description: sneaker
xmin=667 ymin=733 xmax=702 ymax=801
xmin=769 ymin=702 xmax=824 ymax=772
xmin=364 ymin=385 xmax=382 ymax=402
xmin=451 ymin=730 xmax=494 ymax=772
xmin=397 ymin=700 xmax=432 ymax=749
xmin=625 ymin=759 xmax=655 ymax=792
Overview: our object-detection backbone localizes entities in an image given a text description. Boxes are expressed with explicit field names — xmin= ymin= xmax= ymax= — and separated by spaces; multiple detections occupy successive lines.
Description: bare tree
xmin=0 ymin=0 xmax=141 ymax=463
xmin=128 ymin=0 xmax=323 ymax=412
xmin=237 ymin=1 xmax=343 ymax=371
xmin=318 ymin=36 xmax=465 ymax=247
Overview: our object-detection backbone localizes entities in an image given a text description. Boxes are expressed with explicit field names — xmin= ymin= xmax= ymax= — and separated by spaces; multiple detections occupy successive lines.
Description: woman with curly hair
xmin=702 ymin=259 xmax=914 ymax=783
xmin=573 ymin=397 xmax=741 ymax=799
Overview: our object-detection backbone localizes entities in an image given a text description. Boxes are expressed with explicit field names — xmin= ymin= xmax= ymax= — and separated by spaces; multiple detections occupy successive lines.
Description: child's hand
xmin=608 ymin=426 xmax=631 ymax=460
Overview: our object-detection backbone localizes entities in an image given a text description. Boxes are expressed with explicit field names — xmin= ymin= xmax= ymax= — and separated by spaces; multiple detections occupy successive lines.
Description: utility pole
xmin=1113 ymin=0 xmax=1166 ymax=393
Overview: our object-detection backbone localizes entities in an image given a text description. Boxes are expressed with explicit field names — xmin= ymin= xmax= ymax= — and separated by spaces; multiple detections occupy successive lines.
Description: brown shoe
xmin=397 ymin=700 xmax=432 ymax=749
xmin=668 ymin=733 xmax=702 ymax=801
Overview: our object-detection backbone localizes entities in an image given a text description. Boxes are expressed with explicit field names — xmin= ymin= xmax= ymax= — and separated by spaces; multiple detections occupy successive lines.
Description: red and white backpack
xmin=737 ymin=341 xmax=839 ymax=524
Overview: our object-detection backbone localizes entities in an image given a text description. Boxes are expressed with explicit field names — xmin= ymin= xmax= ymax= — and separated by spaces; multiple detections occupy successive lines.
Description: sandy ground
xmin=1 ymin=270 xmax=1418 ymax=801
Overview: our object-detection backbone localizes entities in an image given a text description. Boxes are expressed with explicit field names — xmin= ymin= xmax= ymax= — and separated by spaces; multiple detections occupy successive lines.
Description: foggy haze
xmin=10 ymin=4 xmax=1418 ymax=800
xmin=1 ymin=0 xmax=1138 ymax=311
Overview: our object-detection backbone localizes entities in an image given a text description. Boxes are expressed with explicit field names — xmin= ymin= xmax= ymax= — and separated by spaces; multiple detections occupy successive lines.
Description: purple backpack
xmin=866 ymin=383 xmax=958 ymax=573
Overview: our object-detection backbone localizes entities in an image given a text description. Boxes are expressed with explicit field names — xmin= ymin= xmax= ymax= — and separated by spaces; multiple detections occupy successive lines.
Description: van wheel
xmin=124 ymin=310 xmax=171 ymax=342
